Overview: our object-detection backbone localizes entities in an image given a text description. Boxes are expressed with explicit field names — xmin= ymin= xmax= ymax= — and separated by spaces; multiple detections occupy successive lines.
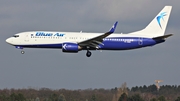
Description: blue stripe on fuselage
xmin=18 ymin=44 xmax=63 ymax=49
xmin=100 ymin=37 xmax=164 ymax=50
xmin=15 ymin=37 xmax=165 ymax=50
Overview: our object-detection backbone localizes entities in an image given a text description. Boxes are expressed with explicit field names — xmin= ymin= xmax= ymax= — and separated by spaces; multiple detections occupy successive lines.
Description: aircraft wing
xmin=78 ymin=21 xmax=118 ymax=49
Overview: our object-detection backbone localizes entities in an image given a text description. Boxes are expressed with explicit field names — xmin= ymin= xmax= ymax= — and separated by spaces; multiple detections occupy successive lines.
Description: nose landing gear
xmin=15 ymin=46 xmax=25 ymax=54
xmin=21 ymin=50 xmax=25 ymax=54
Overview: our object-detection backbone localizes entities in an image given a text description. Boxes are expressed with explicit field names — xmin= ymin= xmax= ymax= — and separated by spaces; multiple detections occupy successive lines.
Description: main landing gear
xmin=86 ymin=50 xmax=92 ymax=57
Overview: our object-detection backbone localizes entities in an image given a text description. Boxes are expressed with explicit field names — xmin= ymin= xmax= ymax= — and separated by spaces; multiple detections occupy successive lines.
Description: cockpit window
xmin=13 ymin=35 xmax=19 ymax=38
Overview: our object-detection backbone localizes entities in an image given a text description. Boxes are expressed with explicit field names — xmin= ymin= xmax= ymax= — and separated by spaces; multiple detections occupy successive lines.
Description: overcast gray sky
xmin=0 ymin=0 xmax=180 ymax=89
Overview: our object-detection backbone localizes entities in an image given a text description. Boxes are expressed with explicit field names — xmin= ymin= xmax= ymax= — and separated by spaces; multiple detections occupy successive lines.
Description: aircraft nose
xmin=6 ymin=38 xmax=12 ymax=44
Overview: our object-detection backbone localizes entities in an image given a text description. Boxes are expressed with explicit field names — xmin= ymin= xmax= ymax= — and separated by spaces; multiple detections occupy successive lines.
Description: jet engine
xmin=62 ymin=43 xmax=81 ymax=53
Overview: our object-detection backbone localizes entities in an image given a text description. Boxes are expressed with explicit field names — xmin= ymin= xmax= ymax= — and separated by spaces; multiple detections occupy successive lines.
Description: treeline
xmin=119 ymin=93 xmax=180 ymax=101
xmin=0 ymin=88 xmax=113 ymax=101
xmin=128 ymin=84 xmax=180 ymax=101
xmin=0 ymin=84 xmax=180 ymax=101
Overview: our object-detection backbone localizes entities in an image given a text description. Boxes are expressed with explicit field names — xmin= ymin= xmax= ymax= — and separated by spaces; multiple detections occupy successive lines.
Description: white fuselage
xmin=6 ymin=31 xmax=151 ymax=46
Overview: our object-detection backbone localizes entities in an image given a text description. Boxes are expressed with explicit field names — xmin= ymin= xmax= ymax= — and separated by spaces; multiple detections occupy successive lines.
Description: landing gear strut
xmin=86 ymin=50 xmax=92 ymax=57
xmin=15 ymin=46 xmax=25 ymax=54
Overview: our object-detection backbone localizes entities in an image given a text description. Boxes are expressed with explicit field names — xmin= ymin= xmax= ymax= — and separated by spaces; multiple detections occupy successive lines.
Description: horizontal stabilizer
xmin=153 ymin=34 xmax=173 ymax=40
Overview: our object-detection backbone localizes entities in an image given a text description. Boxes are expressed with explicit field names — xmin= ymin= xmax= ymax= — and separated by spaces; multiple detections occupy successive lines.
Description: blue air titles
xmin=35 ymin=32 xmax=65 ymax=37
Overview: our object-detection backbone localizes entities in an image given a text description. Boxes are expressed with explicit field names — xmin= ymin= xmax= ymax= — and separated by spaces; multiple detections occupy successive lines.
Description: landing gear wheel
xmin=21 ymin=51 xmax=25 ymax=54
xmin=86 ymin=51 xmax=92 ymax=57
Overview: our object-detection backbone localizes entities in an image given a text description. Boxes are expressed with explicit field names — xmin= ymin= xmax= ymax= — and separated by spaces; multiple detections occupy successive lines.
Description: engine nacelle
xmin=62 ymin=43 xmax=81 ymax=53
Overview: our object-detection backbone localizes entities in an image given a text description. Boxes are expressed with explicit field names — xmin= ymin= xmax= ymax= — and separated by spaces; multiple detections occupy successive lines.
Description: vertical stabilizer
xmin=132 ymin=6 xmax=172 ymax=37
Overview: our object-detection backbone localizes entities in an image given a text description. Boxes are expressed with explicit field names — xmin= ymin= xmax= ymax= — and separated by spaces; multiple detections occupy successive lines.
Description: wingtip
xmin=109 ymin=21 xmax=118 ymax=33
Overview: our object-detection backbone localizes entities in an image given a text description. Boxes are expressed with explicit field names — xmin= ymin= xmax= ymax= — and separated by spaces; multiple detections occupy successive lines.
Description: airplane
xmin=6 ymin=6 xmax=172 ymax=57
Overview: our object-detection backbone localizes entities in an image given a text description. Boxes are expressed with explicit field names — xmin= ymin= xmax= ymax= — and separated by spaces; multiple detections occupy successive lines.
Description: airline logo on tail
xmin=157 ymin=12 xmax=167 ymax=29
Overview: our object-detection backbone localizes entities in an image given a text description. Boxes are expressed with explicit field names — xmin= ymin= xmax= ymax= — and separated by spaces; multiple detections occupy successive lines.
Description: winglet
xmin=109 ymin=21 xmax=118 ymax=33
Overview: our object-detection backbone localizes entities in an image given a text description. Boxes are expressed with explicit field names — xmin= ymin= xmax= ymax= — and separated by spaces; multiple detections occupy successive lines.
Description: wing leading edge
xmin=78 ymin=21 xmax=118 ymax=49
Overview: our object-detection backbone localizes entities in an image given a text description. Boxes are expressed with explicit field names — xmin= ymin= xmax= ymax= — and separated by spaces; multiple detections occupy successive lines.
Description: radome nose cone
xmin=6 ymin=39 xmax=9 ymax=43
xmin=6 ymin=38 xmax=11 ymax=44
